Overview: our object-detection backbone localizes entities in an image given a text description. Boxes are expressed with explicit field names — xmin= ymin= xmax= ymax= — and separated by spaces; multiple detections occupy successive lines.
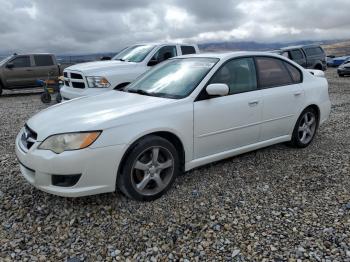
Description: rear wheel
xmin=339 ymin=74 xmax=344 ymax=77
xmin=290 ymin=107 xmax=318 ymax=148
xmin=0 ymin=82 xmax=3 ymax=96
xmin=117 ymin=136 xmax=180 ymax=201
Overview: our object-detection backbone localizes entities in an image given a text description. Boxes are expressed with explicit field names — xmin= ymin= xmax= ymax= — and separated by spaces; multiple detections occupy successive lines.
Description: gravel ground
xmin=0 ymin=69 xmax=349 ymax=261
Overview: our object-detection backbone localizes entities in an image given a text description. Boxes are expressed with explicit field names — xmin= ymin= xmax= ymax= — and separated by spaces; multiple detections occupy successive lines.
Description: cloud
xmin=0 ymin=0 xmax=349 ymax=54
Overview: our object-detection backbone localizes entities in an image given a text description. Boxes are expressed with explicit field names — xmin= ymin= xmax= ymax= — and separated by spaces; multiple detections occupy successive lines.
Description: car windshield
xmin=112 ymin=45 xmax=155 ymax=63
xmin=0 ymin=55 xmax=13 ymax=66
xmin=125 ymin=58 xmax=219 ymax=99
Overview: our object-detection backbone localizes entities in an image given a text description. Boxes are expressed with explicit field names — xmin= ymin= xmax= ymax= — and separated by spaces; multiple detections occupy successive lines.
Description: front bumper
xmin=15 ymin=128 xmax=126 ymax=197
xmin=337 ymin=68 xmax=350 ymax=75
xmin=60 ymin=85 xmax=111 ymax=100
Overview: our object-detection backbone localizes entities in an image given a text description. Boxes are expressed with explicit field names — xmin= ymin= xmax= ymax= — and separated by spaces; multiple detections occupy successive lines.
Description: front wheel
xmin=290 ymin=108 xmax=318 ymax=148
xmin=56 ymin=93 xmax=62 ymax=103
xmin=41 ymin=92 xmax=51 ymax=104
xmin=117 ymin=136 xmax=180 ymax=201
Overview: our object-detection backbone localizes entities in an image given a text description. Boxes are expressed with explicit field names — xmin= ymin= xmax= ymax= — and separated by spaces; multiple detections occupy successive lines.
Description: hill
xmin=321 ymin=41 xmax=350 ymax=56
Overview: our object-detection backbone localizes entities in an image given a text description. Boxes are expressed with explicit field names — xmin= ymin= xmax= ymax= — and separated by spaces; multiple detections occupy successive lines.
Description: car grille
xmin=21 ymin=125 xmax=37 ymax=150
xmin=72 ymin=82 xmax=85 ymax=89
xmin=63 ymin=71 xmax=86 ymax=89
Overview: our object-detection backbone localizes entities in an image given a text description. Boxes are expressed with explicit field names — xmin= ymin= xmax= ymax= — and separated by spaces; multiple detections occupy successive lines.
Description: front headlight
xmin=38 ymin=131 xmax=101 ymax=154
xmin=86 ymin=76 xmax=111 ymax=88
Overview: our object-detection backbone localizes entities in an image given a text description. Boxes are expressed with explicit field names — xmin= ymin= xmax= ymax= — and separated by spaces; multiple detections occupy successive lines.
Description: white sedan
xmin=15 ymin=52 xmax=331 ymax=201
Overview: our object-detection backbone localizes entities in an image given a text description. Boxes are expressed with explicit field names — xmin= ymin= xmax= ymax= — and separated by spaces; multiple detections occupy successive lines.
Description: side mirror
xmin=147 ymin=59 xmax=159 ymax=67
xmin=206 ymin=83 xmax=229 ymax=97
xmin=6 ymin=63 xmax=14 ymax=69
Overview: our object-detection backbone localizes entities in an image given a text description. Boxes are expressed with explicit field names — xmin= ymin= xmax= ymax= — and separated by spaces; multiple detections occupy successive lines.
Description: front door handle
xmin=248 ymin=100 xmax=259 ymax=106
xmin=294 ymin=91 xmax=302 ymax=96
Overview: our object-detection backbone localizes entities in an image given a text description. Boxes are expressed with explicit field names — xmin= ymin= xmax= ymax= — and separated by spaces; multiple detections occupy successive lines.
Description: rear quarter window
xmin=255 ymin=57 xmax=293 ymax=88
xmin=181 ymin=46 xmax=196 ymax=55
xmin=34 ymin=55 xmax=54 ymax=66
xmin=284 ymin=62 xmax=302 ymax=83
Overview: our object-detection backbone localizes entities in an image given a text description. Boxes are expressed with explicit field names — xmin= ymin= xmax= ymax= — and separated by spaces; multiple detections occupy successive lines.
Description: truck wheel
xmin=314 ymin=64 xmax=323 ymax=70
xmin=41 ymin=92 xmax=51 ymax=104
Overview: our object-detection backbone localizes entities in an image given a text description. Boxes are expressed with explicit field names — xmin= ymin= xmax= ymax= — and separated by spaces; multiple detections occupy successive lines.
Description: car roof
xmin=15 ymin=53 xmax=54 ymax=56
xmin=174 ymin=51 xmax=284 ymax=60
xmin=281 ymin=44 xmax=321 ymax=51
xmin=132 ymin=42 xmax=197 ymax=47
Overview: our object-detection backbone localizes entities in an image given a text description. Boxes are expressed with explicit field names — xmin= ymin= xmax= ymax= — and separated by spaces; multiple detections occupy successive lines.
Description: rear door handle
xmin=248 ymin=100 xmax=259 ymax=106
xmin=294 ymin=91 xmax=302 ymax=96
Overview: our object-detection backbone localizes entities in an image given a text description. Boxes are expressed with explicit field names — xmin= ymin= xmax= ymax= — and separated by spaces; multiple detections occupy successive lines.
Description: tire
xmin=117 ymin=135 xmax=180 ymax=201
xmin=290 ymin=107 xmax=318 ymax=148
xmin=0 ymin=82 xmax=3 ymax=96
xmin=339 ymin=74 xmax=344 ymax=77
xmin=41 ymin=92 xmax=51 ymax=104
xmin=56 ymin=93 xmax=62 ymax=103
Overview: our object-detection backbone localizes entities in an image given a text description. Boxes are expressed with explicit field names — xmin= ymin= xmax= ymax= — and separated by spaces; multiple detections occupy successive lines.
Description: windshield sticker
xmin=191 ymin=62 xmax=215 ymax=68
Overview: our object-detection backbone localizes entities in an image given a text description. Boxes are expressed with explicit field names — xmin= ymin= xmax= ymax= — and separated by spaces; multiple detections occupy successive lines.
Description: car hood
xmin=27 ymin=91 xmax=173 ymax=141
xmin=66 ymin=60 xmax=139 ymax=75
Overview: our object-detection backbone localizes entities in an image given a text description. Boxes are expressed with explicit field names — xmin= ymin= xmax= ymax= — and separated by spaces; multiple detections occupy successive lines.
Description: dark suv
xmin=275 ymin=45 xmax=327 ymax=71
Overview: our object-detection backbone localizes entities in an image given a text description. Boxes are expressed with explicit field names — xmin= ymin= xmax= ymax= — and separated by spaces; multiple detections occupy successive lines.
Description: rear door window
xmin=34 ymin=55 xmax=54 ymax=66
xmin=305 ymin=47 xmax=324 ymax=56
xmin=181 ymin=46 xmax=196 ymax=55
xmin=11 ymin=56 xmax=31 ymax=68
xmin=255 ymin=57 xmax=293 ymax=88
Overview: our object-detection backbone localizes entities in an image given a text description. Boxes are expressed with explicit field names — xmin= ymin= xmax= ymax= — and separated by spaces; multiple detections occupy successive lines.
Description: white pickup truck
xmin=60 ymin=43 xmax=199 ymax=100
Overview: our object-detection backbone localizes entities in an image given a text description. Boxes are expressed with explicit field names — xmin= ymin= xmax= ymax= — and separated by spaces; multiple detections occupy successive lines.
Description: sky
xmin=0 ymin=0 xmax=349 ymax=54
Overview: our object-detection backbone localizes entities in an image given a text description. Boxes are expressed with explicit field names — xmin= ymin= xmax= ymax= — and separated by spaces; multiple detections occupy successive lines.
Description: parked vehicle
xmin=0 ymin=53 xmax=65 ymax=96
xmin=16 ymin=52 xmax=331 ymax=201
xmin=327 ymin=55 xmax=350 ymax=67
xmin=60 ymin=43 xmax=199 ymax=101
xmin=337 ymin=58 xmax=350 ymax=77
xmin=326 ymin=55 xmax=335 ymax=67
xmin=275 ymin=45 xmax=327 ymax=71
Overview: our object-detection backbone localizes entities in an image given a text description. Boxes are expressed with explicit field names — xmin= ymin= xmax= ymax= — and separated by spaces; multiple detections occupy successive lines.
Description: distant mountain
xmin=56 ymin=52 xmax=117 ymax=64
xmin=198 ymin=40 xmax=342 ymax=52
xmin=1 ymin=39 xmax=349 ymax=63
xmin=0 ymin=52 xmax=117 ymax=64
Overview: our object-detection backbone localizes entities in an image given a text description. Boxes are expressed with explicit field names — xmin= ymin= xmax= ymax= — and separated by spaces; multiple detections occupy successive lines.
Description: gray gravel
xmin=1 ymin=69 xmax=350 ymax=261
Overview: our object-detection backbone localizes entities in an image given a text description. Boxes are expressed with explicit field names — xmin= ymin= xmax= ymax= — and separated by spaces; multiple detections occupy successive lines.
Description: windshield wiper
xmin=127 ymin=89 xmax=154 ymax=96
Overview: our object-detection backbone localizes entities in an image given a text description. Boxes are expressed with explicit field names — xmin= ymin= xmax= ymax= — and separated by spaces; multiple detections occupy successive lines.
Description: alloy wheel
xmin=298 ymin=111 xmax=317 ymax=144
xmin=131 ymin=146 xmax=174 ymax=196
